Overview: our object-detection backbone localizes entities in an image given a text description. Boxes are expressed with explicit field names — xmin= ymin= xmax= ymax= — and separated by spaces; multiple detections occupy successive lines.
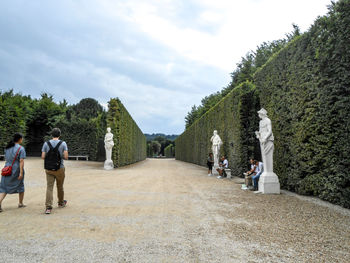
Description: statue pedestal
xmin=104 ymin=160 xmax=114 ymax=170
xmin=258 ymin=172 xmax=280 ymax=194
xmin=212 ymin=164 xmax=219 ymax=175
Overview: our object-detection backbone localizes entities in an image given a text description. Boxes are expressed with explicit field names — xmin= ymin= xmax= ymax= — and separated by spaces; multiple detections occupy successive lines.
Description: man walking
xmin=41 ymin=128 xmax=68 ymax=214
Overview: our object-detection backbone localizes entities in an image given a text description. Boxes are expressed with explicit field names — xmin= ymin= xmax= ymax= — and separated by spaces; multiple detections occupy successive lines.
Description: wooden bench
xmin=68 ymin=155 xmax=89 ymax=161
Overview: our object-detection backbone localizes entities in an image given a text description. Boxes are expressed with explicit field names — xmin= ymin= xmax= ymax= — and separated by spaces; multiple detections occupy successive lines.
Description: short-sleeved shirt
xmin=42 ymin=140 xmax=68 ymax=168
xmin=256 ymin=162 xmax=264 ymax=174
xmin=223 ymin=159 xmax=228 ymax=168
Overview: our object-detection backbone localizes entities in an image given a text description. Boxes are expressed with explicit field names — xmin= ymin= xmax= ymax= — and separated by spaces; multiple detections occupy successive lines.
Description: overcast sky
xmin=0 ymin=0 xmax=333 ymax=134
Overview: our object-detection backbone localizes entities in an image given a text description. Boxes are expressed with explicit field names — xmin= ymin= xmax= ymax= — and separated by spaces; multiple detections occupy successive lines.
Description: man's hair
xmin=51 ymin=128 xmax=61 ymax=138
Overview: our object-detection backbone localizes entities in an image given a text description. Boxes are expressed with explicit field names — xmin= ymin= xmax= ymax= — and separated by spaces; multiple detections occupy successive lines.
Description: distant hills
xmin=144 ymin=133 xmax=178 ymax=141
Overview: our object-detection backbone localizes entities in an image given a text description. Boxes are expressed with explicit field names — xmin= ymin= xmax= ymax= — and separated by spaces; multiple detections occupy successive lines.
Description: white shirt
xmin=223 ymin=159 xmax=228 ymax=168
xmin=256 ymin=162 xmax=264 ymax=174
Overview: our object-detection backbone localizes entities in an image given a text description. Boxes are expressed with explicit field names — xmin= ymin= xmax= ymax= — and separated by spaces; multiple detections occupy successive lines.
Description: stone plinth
xmin=213 ymin=164 xmax=219 ymax=175
xmin=258 ymin=172 xmax=280 ymax=194
xmin=104 ymin=160 xmax=114 ymax=170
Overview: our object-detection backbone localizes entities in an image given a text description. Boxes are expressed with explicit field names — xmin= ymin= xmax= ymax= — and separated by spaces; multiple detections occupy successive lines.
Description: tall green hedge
xmin=0 ymin=91 xmax=31 ymax=153
xmin=254 ymin=0 xmax=350 ymax=207
xmin=175 ymin=81 xmax=260 ymax=177
xmin=164 ymin=144 xmax=175 ymax=158
xmin=54 ymin=119 xmax=100 ymax=161
xmin=107 ymin=98 xmax=146 ymax=167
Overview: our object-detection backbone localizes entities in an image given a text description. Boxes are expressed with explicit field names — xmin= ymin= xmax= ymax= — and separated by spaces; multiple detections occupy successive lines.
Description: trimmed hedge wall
xmin=254 ymin=0 xmax=350 ymax=207
xmin=164 ymin=144 xmax=175 ymax=158
xmin=175 ymin=81 xmax=260 ymax=177
xmin=107 ymin=98 xmax=146 ymax=167
xmin=55 ymin=119 xmax=102 ymax=161
xmin=176 ymin=0 xmax=349 ymax=208
xmin=0 ymin=92 xmax=30 ymax=153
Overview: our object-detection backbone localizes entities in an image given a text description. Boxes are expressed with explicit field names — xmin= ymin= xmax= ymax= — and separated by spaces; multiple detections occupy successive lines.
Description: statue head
xmin=213 ymin=130 xmax=218 ymax=136
xmin=257 ymin=108 xmax=268 ymax=119
xmin=107 ymin=127 xmax=111 ymax=133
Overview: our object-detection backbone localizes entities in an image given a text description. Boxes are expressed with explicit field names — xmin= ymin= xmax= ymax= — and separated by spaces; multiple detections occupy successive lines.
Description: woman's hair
xmin=5 ymin=133 xmax=23 ymax=149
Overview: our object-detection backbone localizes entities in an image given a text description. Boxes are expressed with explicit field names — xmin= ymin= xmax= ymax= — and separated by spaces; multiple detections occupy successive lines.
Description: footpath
xmin=0 ymin=158 xmax=349 ymax=262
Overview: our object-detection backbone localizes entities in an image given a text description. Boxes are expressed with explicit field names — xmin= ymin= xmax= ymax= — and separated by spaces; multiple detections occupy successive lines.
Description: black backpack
xmin=44 ymin=141 xmax=63 ymax=171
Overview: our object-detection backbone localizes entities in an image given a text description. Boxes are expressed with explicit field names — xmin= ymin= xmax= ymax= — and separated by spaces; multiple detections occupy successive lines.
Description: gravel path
xmin=0 ymin=158 xmax=349 ymax=262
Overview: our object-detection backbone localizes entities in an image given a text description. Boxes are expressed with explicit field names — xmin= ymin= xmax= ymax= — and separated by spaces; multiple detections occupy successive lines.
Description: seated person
xmin=216 ymin=156 xmax=228 ymax=179
xmin=251 ymin=161 xmax=263 ymax=191
xmin=243 ymin=158 xmax=257 ymax=187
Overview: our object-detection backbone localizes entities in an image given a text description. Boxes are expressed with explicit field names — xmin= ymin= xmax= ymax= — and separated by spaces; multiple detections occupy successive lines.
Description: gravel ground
xmin=0 ymin=158 xmax=349 ymax=263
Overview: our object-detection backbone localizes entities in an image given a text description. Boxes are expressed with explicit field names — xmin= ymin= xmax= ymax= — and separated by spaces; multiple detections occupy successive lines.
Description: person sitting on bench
xmin=251 ymin=161 xmax=263 ymax=191
xmin=216 ymin=156 xmax=228 ymax=179
xmin=243 ymin=158 xmax=257 ymax=188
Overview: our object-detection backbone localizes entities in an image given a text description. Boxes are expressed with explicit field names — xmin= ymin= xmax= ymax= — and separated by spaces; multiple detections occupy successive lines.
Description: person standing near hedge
xmin=207 ymin=153 xmax=214 ymax=176
xmin=41 ymin=128 xmax=68 ymax=215
xmin=0 ymin=133 xmax=27 ymax=212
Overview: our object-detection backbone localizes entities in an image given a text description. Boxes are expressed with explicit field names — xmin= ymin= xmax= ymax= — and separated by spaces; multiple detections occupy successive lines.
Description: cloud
xmin=0 ymin=0 xmax=333 ymax=134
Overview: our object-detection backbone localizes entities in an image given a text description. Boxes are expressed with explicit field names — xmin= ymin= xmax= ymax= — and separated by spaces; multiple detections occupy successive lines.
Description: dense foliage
xmin=107 ymin=98 xmax=146 ymax=167
xmin=184 ymin=25 xmax=300 ymax=128
xmin=254 ymin=0 xmax=350 ymax=207
xmin=0 ymin=91 xmax=106 ymax=161
xmin=164 ymin=144 xmax=175 ymax=158
xmin=176 ymin=81 xmax=260 ymax=177
xmin=0 ymin=90 xmax=33 ymax=153
xmin=145 ymin=133 xmax=178 ymax=141
xmin=146 ymin=136 xmax=175 ymax=157
xmin=178 ymin=0 xmax=350 ymax=208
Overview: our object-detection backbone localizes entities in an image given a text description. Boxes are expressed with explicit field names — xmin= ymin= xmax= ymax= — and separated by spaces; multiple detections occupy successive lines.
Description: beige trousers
xmin=245 ymin=174 xmax=253 ymax=186
xmin=45 ymin=168 xmax=65 ymax=208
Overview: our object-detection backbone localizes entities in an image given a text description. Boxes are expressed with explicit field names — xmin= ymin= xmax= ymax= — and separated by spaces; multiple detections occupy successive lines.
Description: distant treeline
xmin=145 ymin=133 xmax=178 ymax=141
xmin=177 ymin=0 xmax=350 ymax=208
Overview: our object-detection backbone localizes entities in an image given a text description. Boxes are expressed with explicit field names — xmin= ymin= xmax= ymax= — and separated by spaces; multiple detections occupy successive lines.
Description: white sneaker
xmin=217 ymin=176 xmax=223 ymax=179
xmin=208 ymin=174 xmax=212 ymax=176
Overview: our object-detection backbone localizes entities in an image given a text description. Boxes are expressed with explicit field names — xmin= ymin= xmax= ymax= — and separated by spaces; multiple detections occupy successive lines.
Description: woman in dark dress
xmin=0 ymin=133 xmax=26 ymax=212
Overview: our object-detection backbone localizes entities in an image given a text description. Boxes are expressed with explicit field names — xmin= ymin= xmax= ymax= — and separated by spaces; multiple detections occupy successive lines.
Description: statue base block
xmin=258 ymin=172 xmax=280 ymax=194
xmin=104 ymin=160 xmax=114 ymax=170
xmin=213 ymin=165 xmax=219 ymax=175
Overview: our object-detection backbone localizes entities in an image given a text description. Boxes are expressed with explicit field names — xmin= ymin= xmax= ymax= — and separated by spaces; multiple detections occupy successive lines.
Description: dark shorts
xmin=207 ymin=162 xmax=213 ymax=169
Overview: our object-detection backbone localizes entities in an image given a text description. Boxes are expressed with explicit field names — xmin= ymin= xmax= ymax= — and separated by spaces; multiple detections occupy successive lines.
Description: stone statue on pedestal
xmin=104 ymin=127 xmax=114 ymax=170
xmin=210 ymin=130 xmax=222 ymax=174
xmin=255 ymin=108 xmax=280 ymax=194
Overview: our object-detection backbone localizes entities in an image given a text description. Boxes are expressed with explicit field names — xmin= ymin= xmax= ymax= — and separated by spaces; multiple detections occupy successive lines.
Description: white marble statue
xmin=210 ymin=130 xmax=223 ymax=168
xmin=104 ymin=127 xmax=114 ymax=170
xmin=255 ymin=108 xmax=280 ymax=194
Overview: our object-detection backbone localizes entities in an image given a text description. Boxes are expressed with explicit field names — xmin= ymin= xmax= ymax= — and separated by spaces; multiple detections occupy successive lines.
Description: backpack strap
xmin=54 ymin=141 xmax=63 ymax=151
xmin=46 ymin=141 xmax=63 ymax=152
xmin=46 ymin=141 xmax=54 ymax=151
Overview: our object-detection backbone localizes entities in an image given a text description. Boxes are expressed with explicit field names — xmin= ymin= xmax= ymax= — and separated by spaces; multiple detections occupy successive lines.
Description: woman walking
xmin=0 ymin=133 xmax=26 ymax=212
xmin=207 ymin=153 xmax=214 ymax=176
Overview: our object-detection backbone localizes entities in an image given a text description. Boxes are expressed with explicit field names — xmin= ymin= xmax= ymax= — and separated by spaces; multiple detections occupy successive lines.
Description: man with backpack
xmin=41 ymin=128 xmax=68 ymax=214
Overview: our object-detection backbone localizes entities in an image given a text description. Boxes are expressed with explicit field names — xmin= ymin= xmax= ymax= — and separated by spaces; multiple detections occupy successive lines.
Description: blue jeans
xmin=252 ymin=172 xmax=262 ymax=188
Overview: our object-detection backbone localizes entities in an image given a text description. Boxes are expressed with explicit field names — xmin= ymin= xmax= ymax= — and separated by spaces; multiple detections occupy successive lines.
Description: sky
xmin=0 ymin=0 xmax=333 ymax=134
